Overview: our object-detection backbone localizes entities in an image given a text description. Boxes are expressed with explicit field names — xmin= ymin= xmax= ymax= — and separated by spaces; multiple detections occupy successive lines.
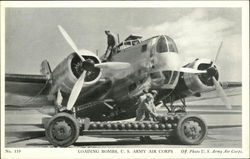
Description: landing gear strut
xmin=163 ymin=95 xmax=187 ymax=113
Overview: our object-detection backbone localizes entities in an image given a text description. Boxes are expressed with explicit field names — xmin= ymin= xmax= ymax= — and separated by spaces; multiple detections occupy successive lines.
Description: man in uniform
xmin=135 ymin=93 xmax=158 ymax=121
xmin=144 ymin=90 xmax=158 ymax=121
xmin=103 ymin=30 xmax=117 ymax=61
xmin=135 ymin=93 xmax=158 ymax=143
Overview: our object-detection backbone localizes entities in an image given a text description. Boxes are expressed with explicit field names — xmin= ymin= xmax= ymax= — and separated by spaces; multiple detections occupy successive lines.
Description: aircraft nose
xmin=150 ymin=52 xmax=181 ymax=89
xmin=153 ymin=52 xmax=181 ymax=71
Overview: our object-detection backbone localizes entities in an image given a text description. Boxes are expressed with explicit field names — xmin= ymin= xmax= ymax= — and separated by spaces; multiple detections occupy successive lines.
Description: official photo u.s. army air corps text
xmin=1 ymin=1 xmax=249 ymax=159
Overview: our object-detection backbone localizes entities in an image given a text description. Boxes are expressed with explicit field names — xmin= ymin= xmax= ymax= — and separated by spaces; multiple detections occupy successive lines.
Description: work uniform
xmin=104 ymin=32 xmax=117 ymax=61
xmin=135 ymin=93 xmax=157 ymax=121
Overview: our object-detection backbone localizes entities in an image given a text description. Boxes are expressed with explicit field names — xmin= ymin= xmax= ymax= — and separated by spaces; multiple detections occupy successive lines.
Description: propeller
xmin=58 ymin=25 xmax=85 ymax=62
xmin=200 ymin=41 xmax=231 ymax=109
xmin=179 ymin=67 xmax=206 ymax=74
xmin=212 ymin=77 xmax=232 ymax=109
xmin=58 ymin=25 xmax=131 ymax=110
xmin=95 ymin=62 xmax=131 ymax=70
xmin=209 ymin=41 xmax=232 ymax=109
xmin=66 ymin=71 xmax=86 ymax=110
xmin=180 ymin=41 xmax=231 ymax=109
xmin=213 ymin=41 xmax=223 ymax=64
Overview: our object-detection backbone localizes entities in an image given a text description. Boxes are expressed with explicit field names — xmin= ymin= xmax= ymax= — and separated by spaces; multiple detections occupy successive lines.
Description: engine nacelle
xmin=51 ymin=52 xmax=102 ymax=94
xmin=182 ymin=59 xmax=218 ymax=94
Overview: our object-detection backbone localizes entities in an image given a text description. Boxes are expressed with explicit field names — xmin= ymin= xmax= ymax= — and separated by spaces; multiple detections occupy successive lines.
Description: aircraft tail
xmin=40 ymin=60 xmax=52 ymax=76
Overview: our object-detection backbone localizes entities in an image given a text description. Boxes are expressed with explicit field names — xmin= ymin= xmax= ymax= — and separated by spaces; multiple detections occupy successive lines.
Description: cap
xmin=143 ymin=88 xmax=149 ymax=93
xmin=151 ymin=90 xmax=158 ymax=96
xmin=105 ymin=30 xmax=110 ymax=33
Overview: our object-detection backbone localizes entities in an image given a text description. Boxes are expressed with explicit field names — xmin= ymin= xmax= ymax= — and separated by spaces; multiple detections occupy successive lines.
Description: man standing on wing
xmin=103 ymin=30 xmax=117 ymax=62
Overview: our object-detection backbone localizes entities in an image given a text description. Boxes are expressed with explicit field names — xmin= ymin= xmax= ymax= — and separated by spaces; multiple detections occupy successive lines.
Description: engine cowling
xmin=181 ymin=59 xmax=219 ymax=94
xmin=51 ymin=52 xmax=102 ymax=94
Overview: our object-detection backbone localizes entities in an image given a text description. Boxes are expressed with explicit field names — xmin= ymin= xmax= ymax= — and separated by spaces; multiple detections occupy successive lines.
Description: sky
xmin=5 ymin=8 xmax=242 ymax=81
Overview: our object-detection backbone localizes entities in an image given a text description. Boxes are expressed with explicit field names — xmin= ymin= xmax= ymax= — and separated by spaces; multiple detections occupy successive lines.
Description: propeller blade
xmin=66 ymin=71 xmax=86 ymax=110
xmin=180 ymin=67 xmax=207 ymax=74
xmin=213 ymin=41 xmax=223 ymax=64
xmin=95 ymin=62 xmax=131 ymax=70
xmin=58 ymin=25 xmax=85 ymax=62
xmin=212 ymin=77 xmax=232 ymax=109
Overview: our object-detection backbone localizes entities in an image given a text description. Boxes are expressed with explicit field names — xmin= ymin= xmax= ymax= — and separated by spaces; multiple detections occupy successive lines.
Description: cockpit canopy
xmin=117 ymin=34 xmax=142 ymax=50
xmin=156 ymin=35 xmax=178 ymax=53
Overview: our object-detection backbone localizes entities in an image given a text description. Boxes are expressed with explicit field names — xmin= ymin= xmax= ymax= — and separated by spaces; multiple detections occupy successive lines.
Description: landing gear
xmin=162 ymin=95 xmax=207 ymax=145
xmin=163 ymin=95 xmax=187 ymax=113
xmin=176 ymin=115 xmax=207 ymax=145
xmin=45 ymin=112 xmax=80 ymax=147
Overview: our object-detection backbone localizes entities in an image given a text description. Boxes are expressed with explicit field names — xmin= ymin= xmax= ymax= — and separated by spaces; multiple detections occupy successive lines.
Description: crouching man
xmin=135 ymin=92 xmax=159 ymax=143
xmin=135 ymin=93 xmax=158 ymax=121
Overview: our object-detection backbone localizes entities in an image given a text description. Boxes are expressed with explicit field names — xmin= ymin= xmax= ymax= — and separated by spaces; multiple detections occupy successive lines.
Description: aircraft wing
xmin=5 ymin=73 xmax=51 ymax=106
xmin=5 ymin=73 xmax=50 ymax=95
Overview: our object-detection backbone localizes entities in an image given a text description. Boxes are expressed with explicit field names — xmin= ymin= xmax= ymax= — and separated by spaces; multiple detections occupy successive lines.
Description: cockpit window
xmin=150 ymin=71 xmax=161 ymax=79
xmin=124 ymin=41 xmax=131 ymax=45
xmin=162 ymin=71 xmax=172 ymax=84
xmin=156 ymin=36 xmax=168 ymax=53
xmin=169 ymin=71 xmax=178 ymax=84
xmin=166 ymin=36 xmax=178 ymax=53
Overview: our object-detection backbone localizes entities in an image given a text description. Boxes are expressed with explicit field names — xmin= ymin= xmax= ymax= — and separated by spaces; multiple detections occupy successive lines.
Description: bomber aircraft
xmin=5 ymin=25 xmax=241 ymax=146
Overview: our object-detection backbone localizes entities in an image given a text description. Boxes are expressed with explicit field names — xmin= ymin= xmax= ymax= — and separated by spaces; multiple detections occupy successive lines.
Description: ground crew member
xmin=136 ymin=93 xmax=158 ymax=143
xmin=103 ymin=30 xmax=117 ymax=61
xmin=135 ymin=93 xmax=158 ymax=121
xmin=135 ymin=88 xmax=149 ymax=106
xmin=144 ymin=90 xmax=158 ymax=120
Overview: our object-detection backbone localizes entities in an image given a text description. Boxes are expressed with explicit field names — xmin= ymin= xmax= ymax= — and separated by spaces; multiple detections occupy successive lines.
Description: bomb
xmin=165 ymin=123 xmax=172 ymax=130
xmin=159 ymin=123 xmax=166 ymax=130
xmin=162 ymin=116 xmax=169 ymax=123
xmin=145 ymin=123 xmax=152 ymax=130
xmin=174 ymin=115 xmax=181 ymax=122
xmin=98 ymin=123 xmax=104 ymax=129
xmin=172 ymin=123 xmax=178 ymax=128
xmin=89 ymin=123 xmax=97 ymax=130
xmin=118 ymin=123 xmax=125 ymax=130
xmin=138 ymin=122 xmax=145 ymax=130
xmin=152 ymin=123 xmax=159 ymax=130
xmin=169 ymin=116 xmax=175 ymax=122
xmin=132 ymin=123 xmax=139 ymax=130
xmin=104 ymin=123 xmax=112 ymax=129
xmin=111 ymin=123 xmax=118 ymax=130
xmin=156 ymin=115 xmax=163 ymax=122
xmin=125 ymin=123 xmax=132 ymax=130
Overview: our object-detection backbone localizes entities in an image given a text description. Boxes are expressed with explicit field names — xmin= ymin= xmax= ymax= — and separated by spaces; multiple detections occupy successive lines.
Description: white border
xmin=1 ymin=1 xmax=249 ymax=159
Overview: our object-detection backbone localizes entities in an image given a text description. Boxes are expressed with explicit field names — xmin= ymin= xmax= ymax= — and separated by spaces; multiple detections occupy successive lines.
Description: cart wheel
xmin=139 ymin=136 xmax=152 ymax=143
xmin=176 ymin=115 xmax=207 ymax=145
xmin=45 ymin=112 xmax=80 ymax=147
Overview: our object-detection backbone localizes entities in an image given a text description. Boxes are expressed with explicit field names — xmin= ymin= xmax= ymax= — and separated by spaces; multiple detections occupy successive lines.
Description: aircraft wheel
xmin=45 ymin=112 xmax=80 ymax=147
xmin=176 ymin=115 xmax=207 ymax=145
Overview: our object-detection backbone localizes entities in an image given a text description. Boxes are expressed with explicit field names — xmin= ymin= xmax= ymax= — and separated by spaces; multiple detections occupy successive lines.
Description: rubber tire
xmin=139 ymin=136 xmax=152 ymax=144
xmin=176 ymin=115 xmax=207 ymax=145
xmin=45 ymin=112 xmax=80 ymax=147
